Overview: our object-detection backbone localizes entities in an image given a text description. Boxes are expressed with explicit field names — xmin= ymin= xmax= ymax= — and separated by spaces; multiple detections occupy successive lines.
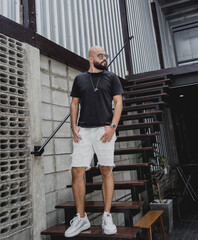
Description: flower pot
xmin=150 ymin=199 xmax=173 ymax=233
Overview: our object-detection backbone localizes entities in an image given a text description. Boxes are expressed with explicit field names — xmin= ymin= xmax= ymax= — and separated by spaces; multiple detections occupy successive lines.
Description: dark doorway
xmin=170 ymin=84 xmax=198 ymax=165
xmin=170 ymin=84 xmax=198 ymax=208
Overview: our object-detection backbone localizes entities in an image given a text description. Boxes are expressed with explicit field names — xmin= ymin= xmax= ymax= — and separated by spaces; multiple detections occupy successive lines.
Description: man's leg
xmin=100 ymin=166 xmax=114 ymax=212
xmin=72 ymin=167 xmax=86 ymax=217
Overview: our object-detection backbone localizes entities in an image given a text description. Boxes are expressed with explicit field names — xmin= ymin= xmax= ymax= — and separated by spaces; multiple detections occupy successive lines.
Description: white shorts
xmin=70 ymin=127 xmax=116 ymax=170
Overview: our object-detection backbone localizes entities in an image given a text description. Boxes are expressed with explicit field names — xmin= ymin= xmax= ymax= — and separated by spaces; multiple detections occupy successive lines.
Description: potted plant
xmin=149 ymin=149 xmax=173 ymax=233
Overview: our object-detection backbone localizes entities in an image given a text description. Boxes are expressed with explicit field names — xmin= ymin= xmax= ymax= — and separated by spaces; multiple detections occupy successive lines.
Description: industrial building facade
xmin=0 ymin=0 xmax=198 ymax=239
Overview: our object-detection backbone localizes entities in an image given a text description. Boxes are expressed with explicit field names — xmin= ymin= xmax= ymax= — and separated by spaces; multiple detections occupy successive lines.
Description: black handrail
xmin=31 ymin=113 xmax=70 ymax=156
xmin=31 ymin=36 xmax=134 ymax=156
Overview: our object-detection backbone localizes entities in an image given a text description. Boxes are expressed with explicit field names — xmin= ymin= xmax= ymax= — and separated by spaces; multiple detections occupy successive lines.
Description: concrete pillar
xmin=25 ymin=43 xmax=47 ymax=240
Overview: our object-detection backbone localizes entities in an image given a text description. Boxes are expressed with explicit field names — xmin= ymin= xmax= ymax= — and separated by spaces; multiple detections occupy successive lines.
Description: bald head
xmin=88 ymin=46 xmax=105 ymax=58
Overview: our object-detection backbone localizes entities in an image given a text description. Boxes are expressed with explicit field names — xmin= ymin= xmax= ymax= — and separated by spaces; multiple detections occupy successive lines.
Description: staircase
xmin=41 ymin=73 xmax=172 ymax=239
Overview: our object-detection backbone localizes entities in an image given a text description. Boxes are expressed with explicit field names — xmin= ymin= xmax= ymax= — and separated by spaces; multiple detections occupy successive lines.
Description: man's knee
xmin=72 ymin=167 xmax=86 ymax=179
xmin=100 ymin=166 xmax=113 ymax=177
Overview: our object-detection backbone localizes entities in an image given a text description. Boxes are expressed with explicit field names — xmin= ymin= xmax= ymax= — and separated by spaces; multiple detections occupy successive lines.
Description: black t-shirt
xmin=70 ymin=70 xmax=124 ymax=127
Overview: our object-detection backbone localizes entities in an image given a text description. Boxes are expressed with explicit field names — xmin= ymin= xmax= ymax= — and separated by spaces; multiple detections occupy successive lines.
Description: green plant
xmin=150 ymin=149 xmax=170 ymax=203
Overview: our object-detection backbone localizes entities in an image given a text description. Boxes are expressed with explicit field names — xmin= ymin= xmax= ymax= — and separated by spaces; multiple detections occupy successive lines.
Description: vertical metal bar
xmin=151 ymin=2 xmax=165 ymax=69
xmin=119 ymin=0 xmax=133 ymax=75
xmin=35 ymin=0 xmax=41 ymax=34
xmin=52 ymin=0 xmax=59 ymax=44
xmin=60 ymin=0 xmax=66 ymax=48
xmin=21 ymin=0 xmax=37 ymax=31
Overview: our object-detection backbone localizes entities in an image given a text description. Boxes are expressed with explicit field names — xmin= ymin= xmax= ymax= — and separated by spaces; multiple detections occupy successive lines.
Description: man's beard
xmin=94 ymin=60 xmax=108 ymax=71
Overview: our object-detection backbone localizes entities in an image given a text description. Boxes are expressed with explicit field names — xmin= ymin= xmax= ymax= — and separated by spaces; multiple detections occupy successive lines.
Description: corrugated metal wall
xmin=35 ymin=0 xmax=127 ymax=78
xmin=0 ymin=0 xmax=169 ymax=77
xmin=126 ymin=0 xmax=160 ymax=74
xmin=154 ymin=0 xmax=176 ymax=68
xmin=0 ymin=0 xmax=21 ymax=24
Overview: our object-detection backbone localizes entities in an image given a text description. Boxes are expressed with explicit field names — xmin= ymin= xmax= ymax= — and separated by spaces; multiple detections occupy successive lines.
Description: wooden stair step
xmin=116 ymin=133 xmax=159 ymax=141
xmin=127 ymin=72 xmax=172 ymax=83
xmin=114 ymin=147 xmax=153 ymax=155
xmin=117 ymin=121 xmax=162 ymax=131
xmin=124 ymin=78 xmax=171 ymax=90
xmin=56 ymin=201 xmax=145 ymax=211
xmin=123 ymin=93 xmax=168 ymax=104
xmin=120 ymin=110 xmax=163 ymax=121
xmin=67 ymin=180 xmax=149 ymax=190
xmin=41 ymin=225 xmax=140 ymax=239
xmin=87 ymin=163 xmax=152 ymax=180
xmin=90 ymin=163 xmax=151 ymax=172
xmin=117 ymin=121 xmax=161 ymax=131
xmin=122 ymin=102 xmax=165 ymax=112
xmin=124 ymin=85 xmax=169 ymax=96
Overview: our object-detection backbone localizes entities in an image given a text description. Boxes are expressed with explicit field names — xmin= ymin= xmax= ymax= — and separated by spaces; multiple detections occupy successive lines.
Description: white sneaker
xmin=102 ymin=212 xmax=117 ymax=235
xmin=64 ymin=213 xmax=91 ymax=237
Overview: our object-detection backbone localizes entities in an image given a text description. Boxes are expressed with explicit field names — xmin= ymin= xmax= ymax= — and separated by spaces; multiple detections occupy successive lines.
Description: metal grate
xmin=0 ymin=33 xmax=31 ymax=239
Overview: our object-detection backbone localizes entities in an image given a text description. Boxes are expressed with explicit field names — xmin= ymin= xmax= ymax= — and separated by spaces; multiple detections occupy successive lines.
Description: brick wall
xmin=40 ymin=55 xmax=83 ymax=228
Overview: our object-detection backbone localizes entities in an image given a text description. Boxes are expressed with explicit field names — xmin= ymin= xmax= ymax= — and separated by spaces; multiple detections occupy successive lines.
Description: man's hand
xmin=100 ymin=126 xmax=115 ymax=143
xmin=72 ymin=126 xmax=82 ymax=143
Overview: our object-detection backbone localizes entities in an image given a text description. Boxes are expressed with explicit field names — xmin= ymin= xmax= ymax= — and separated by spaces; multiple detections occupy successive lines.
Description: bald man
xmin=65 ymin=46 xmax=123 ymax=237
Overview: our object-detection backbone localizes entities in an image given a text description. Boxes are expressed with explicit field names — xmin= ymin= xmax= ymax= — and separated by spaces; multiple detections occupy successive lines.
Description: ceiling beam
xmin=162 ymin=0 xmax=198 ymax=15
xmin=161 ymin=0 xmax=192 ymax=8
xmin=166 ymin=7 xmax=198 ymax=20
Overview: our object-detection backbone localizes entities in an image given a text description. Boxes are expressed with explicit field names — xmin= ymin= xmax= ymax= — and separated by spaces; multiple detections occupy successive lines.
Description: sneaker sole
xmin=103 ymin=228 xmax=117 ymax=235
xmin=64 ymin=222 xmax=91 ymax=238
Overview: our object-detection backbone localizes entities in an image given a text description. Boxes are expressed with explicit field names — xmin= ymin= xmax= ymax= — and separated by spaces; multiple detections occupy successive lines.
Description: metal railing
xmin=31 ymin=36 xmax=133 ymax=156
xmin=31 ymin=113 xmax=70 ymax=156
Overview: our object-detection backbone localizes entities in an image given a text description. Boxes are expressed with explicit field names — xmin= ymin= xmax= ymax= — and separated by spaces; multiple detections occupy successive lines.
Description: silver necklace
xmin=89 ymin=73 xmax=101 ymax=92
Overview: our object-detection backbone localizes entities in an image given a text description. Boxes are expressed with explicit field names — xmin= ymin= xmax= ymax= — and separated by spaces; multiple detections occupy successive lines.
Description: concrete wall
xmin=0 ymin=36 xmax=146 ymax=239
xmin=39 ymin=55 xmax=83 ymax=228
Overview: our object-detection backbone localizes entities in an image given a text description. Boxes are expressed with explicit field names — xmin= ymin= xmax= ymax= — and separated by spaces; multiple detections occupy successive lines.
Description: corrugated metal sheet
xmin=154 ymin=0 xmax=176 ymax=68
xmin=126 ymin=0 xmax=160 ymax=74
xmin=0 ymin=0 xmax=21 ymax=23
xmin=0 ymin=0 xmax=167 ymax=77
xmin=35 ymin=0 xmax=127 ymax=77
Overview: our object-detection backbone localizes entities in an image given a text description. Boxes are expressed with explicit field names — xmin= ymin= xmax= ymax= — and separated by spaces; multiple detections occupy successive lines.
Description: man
xmin=65 ymin=46 xmax=123 ymax=237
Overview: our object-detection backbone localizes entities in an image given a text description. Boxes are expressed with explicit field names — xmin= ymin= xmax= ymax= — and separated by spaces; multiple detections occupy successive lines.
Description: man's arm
xmin=111 ymin=94 xmax=123 ymax=126
xmin=70 ymin=97 xmax=81 ymax=143
xmin=100 ymin=94 xmax=123 ymax=143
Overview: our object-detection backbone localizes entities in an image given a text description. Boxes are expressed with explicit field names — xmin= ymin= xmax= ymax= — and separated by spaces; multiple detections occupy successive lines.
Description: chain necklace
xmin=89 ymin=73 xmax=101 ymax=92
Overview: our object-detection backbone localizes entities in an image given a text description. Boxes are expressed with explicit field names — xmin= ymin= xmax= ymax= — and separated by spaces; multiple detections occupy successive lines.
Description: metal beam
xmin=161 ymin=0 xmax=192 ymax=8
xmin=119 ymin=0 xmax=133 ymax=75
xmin=151 ymin=2 xmax=164 ymax=69
xmin=21 ymin=0 xmax=37 ymax=31
xmin=166 ymin=7 xmax=198 ymax=20
xmin=162 ymin=1 xmax=198 ymax=16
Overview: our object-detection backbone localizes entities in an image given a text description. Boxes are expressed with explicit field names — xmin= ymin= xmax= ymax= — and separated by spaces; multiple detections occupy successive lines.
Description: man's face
xmin=93 ymin=50 xmax=108 ymax=70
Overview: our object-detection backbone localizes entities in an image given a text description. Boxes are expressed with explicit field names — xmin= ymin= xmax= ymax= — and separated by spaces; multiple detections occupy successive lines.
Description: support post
xmin=21 ymin=0 xmax=37 ymax=32
xmin=119 ymin=0 xmax=133 ymax=75
xmin=151 ymin=2 xmax=165 ymax=69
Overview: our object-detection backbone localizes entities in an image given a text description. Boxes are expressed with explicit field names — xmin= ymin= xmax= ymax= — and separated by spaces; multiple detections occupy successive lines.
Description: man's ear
xmin=89 ymin=56 xmax=93 ymax=63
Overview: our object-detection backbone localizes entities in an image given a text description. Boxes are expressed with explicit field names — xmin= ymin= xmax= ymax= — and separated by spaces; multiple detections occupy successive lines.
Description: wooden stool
xmin=134 ymin=210 xmax=166 ymax=240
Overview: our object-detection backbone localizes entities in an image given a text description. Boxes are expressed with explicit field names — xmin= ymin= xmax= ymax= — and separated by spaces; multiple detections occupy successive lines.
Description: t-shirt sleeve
xmin=111 ymin=74 xmax=124 ymax=96
xmin=70 ymin=76 xmax=80 ymax=98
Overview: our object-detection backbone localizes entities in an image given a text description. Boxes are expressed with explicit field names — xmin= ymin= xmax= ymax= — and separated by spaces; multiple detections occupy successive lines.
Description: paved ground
xmin=153 ymin=206 xmax=198 ymax=240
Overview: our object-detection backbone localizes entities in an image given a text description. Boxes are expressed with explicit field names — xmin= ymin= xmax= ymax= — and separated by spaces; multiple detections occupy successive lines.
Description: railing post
xmin=21 ymin=0 xmax=37 ymax=32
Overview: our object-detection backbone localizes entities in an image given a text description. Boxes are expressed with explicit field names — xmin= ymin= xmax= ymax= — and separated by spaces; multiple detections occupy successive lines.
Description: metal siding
xmin=35 ymin=0 xmax=127 ymax=77
xmin=2 ymin=0 xmax=162 ymax=77
xmin=126 ymin=0 xmax=160 ymax=74
xmin=0 ymin=0 xmax=20 ymax=23
xmin=154 ymin=0 xmax=176 ymax=68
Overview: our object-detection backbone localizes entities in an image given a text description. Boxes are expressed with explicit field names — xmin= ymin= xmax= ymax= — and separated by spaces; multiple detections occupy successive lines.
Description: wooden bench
xmin=134 ymin=210 xmax=166 ymax=240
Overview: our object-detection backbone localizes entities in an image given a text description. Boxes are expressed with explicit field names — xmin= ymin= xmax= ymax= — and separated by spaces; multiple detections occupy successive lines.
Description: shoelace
xmin=70 ymin=214 xmax=81 ymax=226
xmin=104 ymin=214 xmax=113 ymax=225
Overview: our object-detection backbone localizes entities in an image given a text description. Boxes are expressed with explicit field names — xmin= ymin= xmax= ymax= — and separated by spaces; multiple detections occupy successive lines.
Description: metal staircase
xmin=41 ymin=72 xmax=172 ymax=239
